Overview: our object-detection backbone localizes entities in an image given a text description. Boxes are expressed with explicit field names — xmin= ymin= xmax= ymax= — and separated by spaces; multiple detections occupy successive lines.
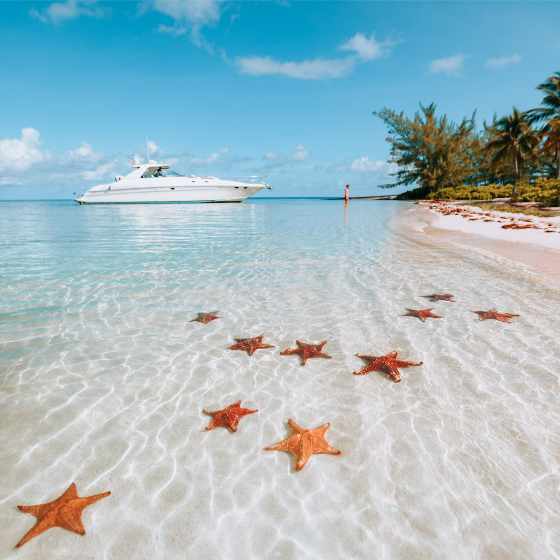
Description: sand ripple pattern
xmin=0 ymin=200 xmax=559 ymax=559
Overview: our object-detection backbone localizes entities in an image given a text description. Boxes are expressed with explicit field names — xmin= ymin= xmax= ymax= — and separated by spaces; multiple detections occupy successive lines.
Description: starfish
xmin=203 ymin=400 xmax=257 ymax=432
xmin=473 ymin=309 xmax=520 ymax=323
xmin=264 ymin=419 xmax=341 ymax=472
xmin=403 ymin=308 xmax=442 ymax=322
xmin=228 ymin=335 xmax=274 ymax=356
xmin=353 ymin=351 xmax=422 ymax=383
xmin=423 ymin=293 xmax=455 ymax=302
xmin=280 ymin=340 xmax=331 ymax=366
xmin=15 ymin=483 xmax=110 ymax=548
xmin=190 ymin=311 xmax=220 ymax=324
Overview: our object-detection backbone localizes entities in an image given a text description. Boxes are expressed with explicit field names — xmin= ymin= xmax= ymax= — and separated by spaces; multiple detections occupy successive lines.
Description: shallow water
xmin=1 ymin=200 xmax=559 ymax=559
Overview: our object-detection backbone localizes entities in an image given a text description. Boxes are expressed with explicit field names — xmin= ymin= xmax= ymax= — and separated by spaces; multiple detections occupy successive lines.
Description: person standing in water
xmin=344 ymin=184 xmax=350 ymax=202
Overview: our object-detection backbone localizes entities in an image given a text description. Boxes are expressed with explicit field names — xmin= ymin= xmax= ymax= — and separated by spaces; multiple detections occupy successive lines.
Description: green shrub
xmin=417 ymin=178 xmax=560 ymax=205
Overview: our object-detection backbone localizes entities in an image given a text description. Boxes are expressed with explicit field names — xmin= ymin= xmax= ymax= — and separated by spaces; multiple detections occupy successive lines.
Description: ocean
xmin=1 ymin=199 xmax=559 ymax=559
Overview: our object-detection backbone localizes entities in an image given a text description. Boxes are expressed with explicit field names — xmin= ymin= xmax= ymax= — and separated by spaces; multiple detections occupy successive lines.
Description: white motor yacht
xmin=75 ymin=162 xmax=270 ymax=204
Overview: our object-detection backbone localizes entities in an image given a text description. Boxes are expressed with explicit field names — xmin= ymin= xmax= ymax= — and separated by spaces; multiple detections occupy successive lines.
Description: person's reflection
xmin=343 ymin=198 xmax=349 ymax=224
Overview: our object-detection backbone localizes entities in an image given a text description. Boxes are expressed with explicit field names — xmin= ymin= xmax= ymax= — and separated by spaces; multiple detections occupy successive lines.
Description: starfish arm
xmin=280 ymin=348 xmax=297 ymax=356
xmin=295 ymin=434 xmax=314 ymax=471
xmin=395 ymin=360 xmax=423 ymax=368
xmin=17 ymin=504 xmax=50 ymax=517
xmin=353 ymin=365 xmax=372 ymax=376
xmin=355 ymin=353 xmax=376 ymax=361
xmin=225 ymin=414 xmax=239 ymax=432
xmin=383 ymin=364 xmax=401 ymax=382
xmin=61 ymin=483 xmax=79 ymax=500
xmin=312 ymin=434 xmax=342 ymax=456
xmin=318 ymin=352 xmax=332 ymax=360
xmin=15 ymin=518 xmax=52 ymax=548
xmin=260 ymin=344 xmax=275 ymax=350
xmin=287 ymin=419 xmax=306 ymax=434
xmin=264 ymin=436 xmax=295 ymax=453
xmin=237 ymin=407 xmax=258 ymax=417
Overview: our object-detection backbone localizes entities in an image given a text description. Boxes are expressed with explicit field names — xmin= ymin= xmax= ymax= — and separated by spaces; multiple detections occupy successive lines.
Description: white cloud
xmin=153 ymin=0 xmax=220 ymax=26
xmin=485 ymin=54 xmax=521 ymax=69
xmin=293 ymin=145 xmax=308 ymax=161
xmin=192 ymin=147 xmax=229 ymax=165
xmin=81 ymin=161 xmax=118 ymax=181
xmin=430 ymin=54 xmax=465 ymax=76
xmin=68 ymin=142 xmax=101 ymax=161
xmin=158 ymin=24 xmax=188 ymax=36
xmin=30 ymin=0 xmax=105 ymax=24
xmin=340 ymin=33 xmax=392 ymax=61
xmin=263 ymin=152 xmax=278 ymax=161
xmin=0 ymin=128 xmax=48 ymax=172
xmin=147 ymin=140 xmax=159 ymax=156
xmin=351 ymin=157 xmax=394 ymax=174
xmin=236 ymin=56 xmax=356 ymax=80
xmin=153 ymin=0 xmax=222 ymax=51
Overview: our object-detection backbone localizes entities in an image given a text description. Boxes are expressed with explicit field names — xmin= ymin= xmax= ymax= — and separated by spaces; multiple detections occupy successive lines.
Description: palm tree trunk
xmin=512 ymin=153 xmax=520 ymax=199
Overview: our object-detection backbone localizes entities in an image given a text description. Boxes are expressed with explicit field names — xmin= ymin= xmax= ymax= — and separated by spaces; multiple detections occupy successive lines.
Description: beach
xmin=1 ymin=199 xmax=560 ymax=559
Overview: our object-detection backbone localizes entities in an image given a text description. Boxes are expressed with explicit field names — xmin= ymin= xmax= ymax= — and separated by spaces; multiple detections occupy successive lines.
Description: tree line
xmin=375 ymin=72 xmax=560 ymax=203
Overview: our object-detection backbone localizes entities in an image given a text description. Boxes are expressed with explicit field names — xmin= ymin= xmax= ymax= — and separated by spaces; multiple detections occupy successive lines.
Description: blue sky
xmin=1 ymin=0 xmax=559 ymax=199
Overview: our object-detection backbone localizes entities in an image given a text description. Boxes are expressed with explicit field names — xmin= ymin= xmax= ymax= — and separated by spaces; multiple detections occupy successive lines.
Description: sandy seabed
xmin=1 ymin=200 xmax=560 ymax=559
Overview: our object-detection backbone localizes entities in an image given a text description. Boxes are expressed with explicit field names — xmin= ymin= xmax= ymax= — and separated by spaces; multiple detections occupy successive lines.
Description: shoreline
xmin=400 ymin=203 xmax=560 ymax=280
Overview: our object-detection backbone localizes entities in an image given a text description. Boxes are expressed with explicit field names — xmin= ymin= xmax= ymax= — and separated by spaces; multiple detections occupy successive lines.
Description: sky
xmin=1 ymin=0 xmax=559 ymax=199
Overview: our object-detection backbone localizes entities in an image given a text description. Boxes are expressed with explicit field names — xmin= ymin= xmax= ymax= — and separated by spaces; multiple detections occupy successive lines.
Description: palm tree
xmin=527 ymin=72 xmax=560 ymax=178
xmin=485 ymin=108 xmax=538 ymax=198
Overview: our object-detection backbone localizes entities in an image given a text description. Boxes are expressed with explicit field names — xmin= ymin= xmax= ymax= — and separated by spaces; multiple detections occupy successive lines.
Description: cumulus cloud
xmin=236 ymin=56 xmax=356 ymax=80
xmin=340 ymin=32 xmax=393 ymax=61
xmin=147 ymin=140 xmax=159 ymax=156
xmin=191 ymin=147 xmax=230 ymax=165
xmin=153 ymin=0 xmax=222 ymax=51
xmin=81 ymin=161 xmax=118 ymax=181
xmin=30 ymin=0 xmax=105 ymax=24
xmin=350 ymin=156 xmax=394 ymax=174
xmin=293 ymin=145 xmax=308 ymax=161
xmin=485 ymin=54 xmax=521 ymax=69
xmin=430 ymin=54 xmax=465 ymax=76
xmin=68 ymin=142 xmax=101 ymax=161
xmin=0 ymin=128 xmax=48 ymax=172
xmin=237 ymin=31 xmax=394 ymax=80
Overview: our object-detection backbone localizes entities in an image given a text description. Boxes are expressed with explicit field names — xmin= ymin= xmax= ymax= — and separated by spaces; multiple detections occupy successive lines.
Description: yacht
xmin=75 ymin=162 xmax=270 ymax=204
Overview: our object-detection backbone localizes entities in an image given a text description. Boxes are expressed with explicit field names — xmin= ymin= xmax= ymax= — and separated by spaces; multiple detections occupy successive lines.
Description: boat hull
xmin=75 ymin=185 xmax=264 ymax=204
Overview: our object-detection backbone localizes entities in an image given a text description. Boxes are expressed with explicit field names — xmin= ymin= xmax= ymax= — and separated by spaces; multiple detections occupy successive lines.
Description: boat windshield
xmin=142 ymin=167 xmax=184 ymax=178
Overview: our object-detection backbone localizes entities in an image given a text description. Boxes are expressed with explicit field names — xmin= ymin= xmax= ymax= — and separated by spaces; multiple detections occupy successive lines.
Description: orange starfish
xmin=15 ymin=482 xmax=110 ymax=548
xmin=264 ymin=419 xmax=341 ymax=471
xmin=473 ymin=309 xmax=520 ymax=323
xmin=203 ymin=400 xmax=257 ymax=432
xmin=228 ymin=335 xmax=274 ymax=356
xmin=403 ymin=308 xmax=442 ymax=322
xmin=353 ymin=351 xmax=422 ymax=383
xmin=423 ymin=293 xmax=455 ymax=302
xmin=190 ymin=311 xmax=220 ymax=324
xmin=280 ymin=340 xmax=331 ymax=366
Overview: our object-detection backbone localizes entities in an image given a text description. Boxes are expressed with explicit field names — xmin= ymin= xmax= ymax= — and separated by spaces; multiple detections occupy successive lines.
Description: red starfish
xmin=190 ymin=311 xmax=220 ymax=324
xmin=353 ymin=351 xmax=422 ymax=383
xmin=473 ymin=309 xmax=520 ymax=323
xmin=228 ymin=335 xmax=274 ymax=356
xmin=203 ymin=400 xmax=257 ymax=432
xmin=423 ymin=293 xmax=455 ymax=302
xmin=280 ymin=340 xmax=331 ymax=366
xmin=403 ymin=308 xmax=442 ymax=322
xmin=15 ymin=483 xmax=110 ymax=548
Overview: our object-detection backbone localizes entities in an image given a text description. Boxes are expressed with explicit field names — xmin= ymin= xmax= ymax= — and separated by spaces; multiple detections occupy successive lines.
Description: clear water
xmin=1 ymin=200 xmax=559 ymax=559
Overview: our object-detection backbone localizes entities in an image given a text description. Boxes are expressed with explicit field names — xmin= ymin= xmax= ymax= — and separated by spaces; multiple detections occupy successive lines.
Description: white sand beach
xmin=407 ymin=202 xmax=560 ymax=280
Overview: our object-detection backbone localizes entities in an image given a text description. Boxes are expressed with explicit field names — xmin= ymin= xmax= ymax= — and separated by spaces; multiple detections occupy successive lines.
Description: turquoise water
xmin=1 ymin=200 xmax=559 ymax=559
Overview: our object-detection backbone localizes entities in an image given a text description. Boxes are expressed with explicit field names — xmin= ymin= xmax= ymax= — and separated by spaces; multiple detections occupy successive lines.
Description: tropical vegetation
xmin=375 ymin=72 xmax=560 ymax=205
